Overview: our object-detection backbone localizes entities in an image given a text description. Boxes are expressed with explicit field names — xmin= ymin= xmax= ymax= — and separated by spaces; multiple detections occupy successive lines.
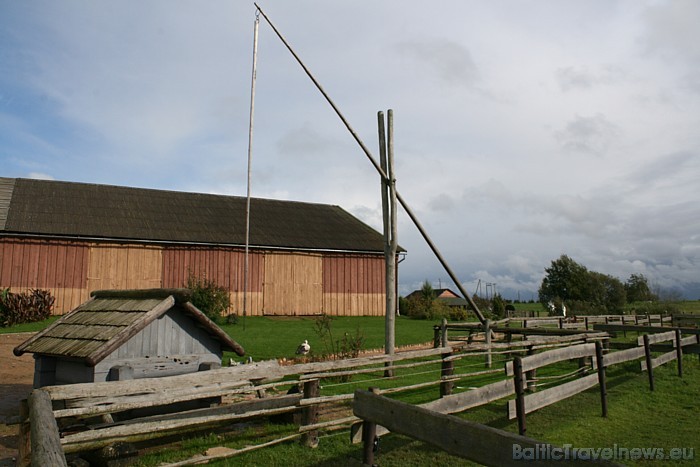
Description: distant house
xmin=0 ymin=178 xmax=400 ymax=316
xmin=13 ymin=288 xmax=244 ymax=387
xmin=405 ymin=288 xmax=468 ymax=308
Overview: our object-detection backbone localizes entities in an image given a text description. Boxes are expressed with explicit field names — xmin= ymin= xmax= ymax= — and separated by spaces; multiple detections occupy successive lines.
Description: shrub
xmin=313 ymin=313 xmax=365 ymax=363
xmin=0 ymin=288 xmax=55 ymax=327
xmin=186 ymin=273 xmax=231 ymax=324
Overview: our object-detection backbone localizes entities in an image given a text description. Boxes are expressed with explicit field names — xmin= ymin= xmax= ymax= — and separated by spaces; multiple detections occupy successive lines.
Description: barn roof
xmin=0 ymin=177 xmax=391 ymax=253
xmin=13 ymin=288 xmax=245 ymax=366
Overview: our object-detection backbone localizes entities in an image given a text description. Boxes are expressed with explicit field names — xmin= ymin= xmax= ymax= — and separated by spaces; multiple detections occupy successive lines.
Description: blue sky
xmin=1 ymin=1 xmax=699 ymax=299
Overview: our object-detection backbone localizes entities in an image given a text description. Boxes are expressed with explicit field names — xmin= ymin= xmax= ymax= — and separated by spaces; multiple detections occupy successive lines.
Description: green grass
xmin=220 ymin=315 xmax=435 ymax=363
xmin=0 ymin=315 xmax=59 ymax=334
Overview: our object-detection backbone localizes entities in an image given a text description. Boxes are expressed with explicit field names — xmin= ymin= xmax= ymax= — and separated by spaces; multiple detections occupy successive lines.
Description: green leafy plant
xmin=313 ymin=313 xmax=365 ymax=360
xmin=186 ymin=273 xmax=231 ymax=324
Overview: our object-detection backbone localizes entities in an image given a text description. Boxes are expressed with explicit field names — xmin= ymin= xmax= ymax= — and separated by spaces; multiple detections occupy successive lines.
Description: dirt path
xmin=0 ymin=333 xmax=35 ymax=466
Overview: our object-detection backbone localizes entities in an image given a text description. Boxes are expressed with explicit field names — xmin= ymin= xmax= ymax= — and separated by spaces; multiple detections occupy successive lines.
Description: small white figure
xmin=296 ymin=339 xmax=311 ymax=355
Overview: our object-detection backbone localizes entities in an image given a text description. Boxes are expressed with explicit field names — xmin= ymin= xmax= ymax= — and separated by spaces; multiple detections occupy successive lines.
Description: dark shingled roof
xmin=13 ymin=288 xmax=245 ymax=365
xmin=0 ymin=178 xmax=390 ymax=253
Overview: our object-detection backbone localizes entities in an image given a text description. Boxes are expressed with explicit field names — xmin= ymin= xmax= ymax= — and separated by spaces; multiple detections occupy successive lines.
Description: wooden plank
xmin=637 ymin=330 xmax=676 ymax=345
xmin=594 ymin=324 xmax=700 ymax=335
xmin=506 ymin=344 xmax=595 ymax=375
xmin=61 ymin=394 xmax=303 ymax=453
xmin=507 ymin=374 xmax=599 ymax=419
xmin=353 ymin=390 xmax=608 ymax=466
xmin=641 ymin=350 xmax=677 ymax=372
xmin=603 ymin=347 xmax=645 ymax=367
xmin=423 ymin=378 xmax=514 ymax=414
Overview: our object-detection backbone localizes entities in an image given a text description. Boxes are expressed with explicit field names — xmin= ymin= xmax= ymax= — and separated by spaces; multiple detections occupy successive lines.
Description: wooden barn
xmin=13 ymin=288 xmax=245 ymax=387
xmin=0 ymin=177 xmax=396 ymax=316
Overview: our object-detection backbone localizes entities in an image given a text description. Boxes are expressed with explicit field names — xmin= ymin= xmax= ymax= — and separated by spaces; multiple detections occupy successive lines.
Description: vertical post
xmin=643 ymin=334 xmax=654 ymax=392
xmin=433 ymin=325 xmax=440 ymax=348
xmin=362 ymin=387 xmax=380 ymax=466
xmin=440 ymin=352 xmax=454 ymax=397
xmin=18 ymin=399 xmax=30 ymax=467
xmin=585 ymin=316 xmax=589 ymax=331
xmin=513 ymin=356 xmax=527 ymax=436
xmin=484 ymin=319 xmax=492 ymax=368
xmin=28 ymin=389 xmax=67 ymax=467
xmin=441 ymin=318 xmax=448 ymax=347
xmin=675 ymin=329 xmax=683 ymax=378
xmin=301 ymin=379 xmax=320 ymax=447
xmin=595 ymin=341 xmax=608 ymax=417
xmin=243 ymin=12 xmax=261 ymax=330
xmin=525 ymin=346 xmax=536 ymax=392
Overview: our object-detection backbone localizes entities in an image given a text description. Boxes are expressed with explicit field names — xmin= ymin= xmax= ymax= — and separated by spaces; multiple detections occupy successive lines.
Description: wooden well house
xmin=13 ymin=288 xmax=245 ymax=387
xmin=0 ymin=177 xmax=399 ymax=316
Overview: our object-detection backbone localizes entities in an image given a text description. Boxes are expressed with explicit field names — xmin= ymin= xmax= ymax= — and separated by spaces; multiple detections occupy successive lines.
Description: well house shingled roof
xmin=0 ymin=178 xmax=390 ymax=253
xmin=13 ymin=289 xmax=245 ymax=366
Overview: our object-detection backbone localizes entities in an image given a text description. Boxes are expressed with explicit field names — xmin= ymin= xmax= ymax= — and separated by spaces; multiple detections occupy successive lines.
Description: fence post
xmin=584 ymin=316 xmax=589 ymax=330
xmin=513 ymin=356 xmax=527 ymax=436
xmin=433 ymin=325 xmax=440 ymax=348
xmin=17 ymin=398 xmax=30 ymax=467
xmin=484 ymin=319 xmax=492 ymax=368
xmin=643 ymin=334 xmax=654 ymax=392
xmin=441 ymin=318 xmax=448 ymax=347
xmin=362 ymin=387 xmax=380 ymax=466
xmin=595 ymin=341 xmax=608 ymax=417
xmin=301 ymin=379 xmax=320 ymax=448
xmin=440 ymin=351 xmax=454 ymax=397
xmin=525 ymin=346 xmax=536 ymax=392
xmin=675 ymin=329 xmax=683 ymax=378
xmin=28 ymin=389 xmax=67 ymax=467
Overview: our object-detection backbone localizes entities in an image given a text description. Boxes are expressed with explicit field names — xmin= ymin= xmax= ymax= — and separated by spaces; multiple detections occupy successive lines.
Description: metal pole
xmin=243 ymin=12 xmax=260 ymax=330
xmin=253 ymin=4 xmax=486 ymax=324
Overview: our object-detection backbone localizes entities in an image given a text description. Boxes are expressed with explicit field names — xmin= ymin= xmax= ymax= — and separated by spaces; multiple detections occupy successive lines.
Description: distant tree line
xmin=538 ymin=254 xmax=659 ymax=315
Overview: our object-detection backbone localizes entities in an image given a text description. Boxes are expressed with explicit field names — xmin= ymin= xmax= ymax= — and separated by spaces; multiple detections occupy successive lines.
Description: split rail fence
xmin=21 ymin=317 xmax=699 ymax=466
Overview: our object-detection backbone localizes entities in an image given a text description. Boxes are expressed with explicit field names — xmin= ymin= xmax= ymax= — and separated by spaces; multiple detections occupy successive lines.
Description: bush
xmin=0 ymin=288 xmax=55 ymax=327
xmin=186 ymin=273 xmax=231 ymax=324
xmin=400 ymin=296 xmax=467 ymax=321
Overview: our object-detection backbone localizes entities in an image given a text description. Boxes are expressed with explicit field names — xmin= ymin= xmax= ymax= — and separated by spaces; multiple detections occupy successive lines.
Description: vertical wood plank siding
xmin=0 ymin=238 xmax=89 ymax=311
xmin=161 ymin=246 xmax=264 ymax=316
xmin=322 ymin=255 xmax=385 ymax=316
xmin=1 ymin=237 xmax=386 ymax=316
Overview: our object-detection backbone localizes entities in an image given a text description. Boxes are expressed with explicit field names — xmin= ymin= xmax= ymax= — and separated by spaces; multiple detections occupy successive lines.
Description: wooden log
xmin=60 ymin=395 xmax=302 ymax=453
xmin=594 ymin=324 xmax=700 ymax=335
xmin=361 ymin=387 xmax=380 ymax=466
xmin=301 ymin=379 xmax=320 ymax=448
xmin=17 ymin=399 xmax=30 ymax=467
xmin=512 ymin=357 xmax=526 ymax=436
xmin=602 ymin=346 xmax=645 ymax=367
xmin=440 ymin=352 xmax=454 ymax=397
xmin=675 ymin=329 xmax=683 ymax=377
xmin=595 ymin=341 xmax=607 ymax=418
xmin=637 ymin=330 xmax=677 ymax=345
xmin=28 ymin=389 xmax=67 ymax=466
xmin=353 ymin=389 xmax=608 ymax=466
xmin=505 ymin=343 xmax=596 ymax=375
xmin=640 ymin=350 xmax=677 ymax=372
xmin=425 ymin=378 xmax=514 ymax=414
xmin=507 ymin=374 xmax=599 ymax=420
xmin=643 ymin=334 xmax=654 ymax=391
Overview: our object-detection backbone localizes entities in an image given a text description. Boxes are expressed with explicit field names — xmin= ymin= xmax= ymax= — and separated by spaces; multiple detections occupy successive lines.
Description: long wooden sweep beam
xmin=253 ymin=3 xmax=486 ymax=324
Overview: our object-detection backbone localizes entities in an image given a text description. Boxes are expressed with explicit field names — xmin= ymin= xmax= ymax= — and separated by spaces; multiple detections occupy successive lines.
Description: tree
xmin=624 ymin=274 xmax=657 ymax=303
xmin=538 ymin=255 xmax=627 ymax=314
xmin=538 ymin=255 xmax=590 ymax=305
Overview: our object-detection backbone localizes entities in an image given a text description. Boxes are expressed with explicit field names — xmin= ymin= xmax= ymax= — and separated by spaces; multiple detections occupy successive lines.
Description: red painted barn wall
xmin=161 ymin=246 xmax=264 ymax=316
xmin=322 ymin=254 xmax=385 ymax=316
xmin=0 ymin=237 xmax=90 ymax=312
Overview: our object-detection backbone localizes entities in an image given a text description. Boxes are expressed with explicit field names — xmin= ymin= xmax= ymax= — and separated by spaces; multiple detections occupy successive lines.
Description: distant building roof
xmin=0 ymin=178 xmax=393 ymax=253
xmin=405 ymin=288 xmax=462 ymax=300
xmin=13 ymin=288 xmax=245 ymax=366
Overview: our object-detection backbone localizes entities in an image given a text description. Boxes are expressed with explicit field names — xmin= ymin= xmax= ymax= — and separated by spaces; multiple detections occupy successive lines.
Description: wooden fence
xmin=21 ymin=319 xmax=699 ymax=465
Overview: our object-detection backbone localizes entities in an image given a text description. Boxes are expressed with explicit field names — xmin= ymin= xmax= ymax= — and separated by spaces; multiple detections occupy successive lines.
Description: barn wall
xmin=87 ymin=243 xmax=163 ymax=291
xmin=0 ymin=237 xmax=90 ymax=312
xmin=322 ymin=254 xmax=385 ymax=316
xmin=1 ymin=236 xmax=388 ymax=317
xmin=263 ymin=252 xmax=322 ymax=315
xmin=161 ymin=246 xmax=264 ymax=316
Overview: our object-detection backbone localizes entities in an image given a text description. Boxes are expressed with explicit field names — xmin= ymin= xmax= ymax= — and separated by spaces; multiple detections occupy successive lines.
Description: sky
xmin=1 ymin=1 xmax=699 ymax=300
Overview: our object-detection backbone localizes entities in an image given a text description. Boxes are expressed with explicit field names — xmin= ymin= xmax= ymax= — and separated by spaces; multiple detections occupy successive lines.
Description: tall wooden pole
xmin=243 ymin=12 xmax=260 ymax=330
xmin=379 ymin=110 xmax=397 ymax=376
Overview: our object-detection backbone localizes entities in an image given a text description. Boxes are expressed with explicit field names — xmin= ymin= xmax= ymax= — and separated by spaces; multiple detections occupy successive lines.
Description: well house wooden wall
xmin=0 ymin=237 xmax=386 ymax=316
